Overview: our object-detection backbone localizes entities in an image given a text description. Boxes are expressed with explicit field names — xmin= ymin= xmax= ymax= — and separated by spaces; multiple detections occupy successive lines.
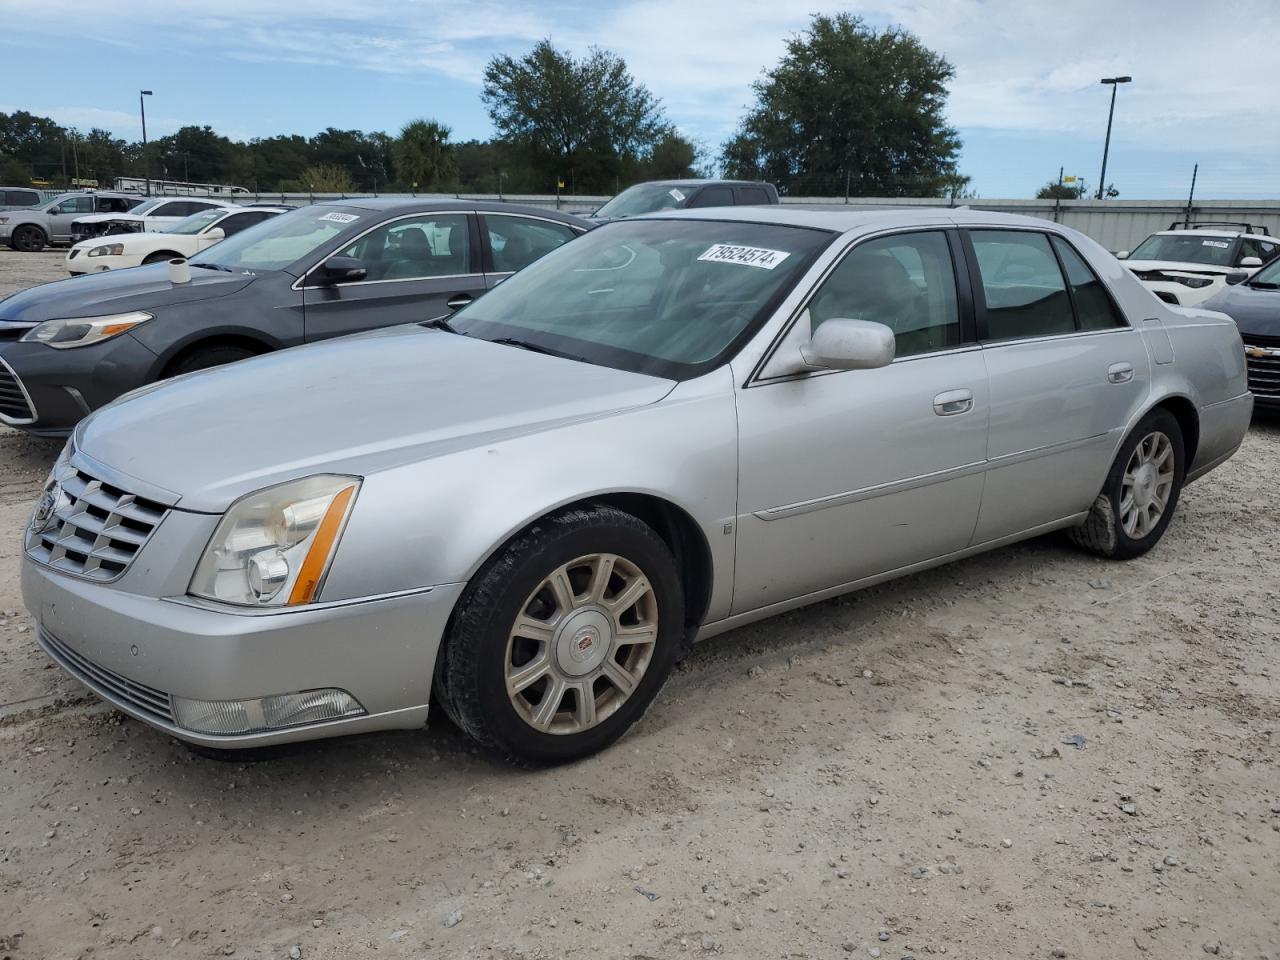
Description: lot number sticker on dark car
xmin=319 ymin=212 xmax=360 ymax=224
xmin=698 ymin=244 xmax=792 ymax=269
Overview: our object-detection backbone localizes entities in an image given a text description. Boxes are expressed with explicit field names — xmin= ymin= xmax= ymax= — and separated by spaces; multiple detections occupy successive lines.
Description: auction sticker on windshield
xmin=698 ymin=244 xmax=792 ymax=269
xmin=1202 ymin=240 xmax=1230 ymax=249
xmin=319 ymin=212 xmax=360 ymax=224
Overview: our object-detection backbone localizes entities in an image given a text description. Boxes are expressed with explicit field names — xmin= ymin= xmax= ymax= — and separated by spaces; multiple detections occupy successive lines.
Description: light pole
xmin=1096 ymin=76 xmax=1131 ymax=200
xmin=139 ymin=89 xmax=153 ymax=196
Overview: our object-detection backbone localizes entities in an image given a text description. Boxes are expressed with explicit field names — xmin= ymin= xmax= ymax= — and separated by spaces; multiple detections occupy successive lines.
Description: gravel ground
xmin=1 ymin=248 xmax=1278 ymax=960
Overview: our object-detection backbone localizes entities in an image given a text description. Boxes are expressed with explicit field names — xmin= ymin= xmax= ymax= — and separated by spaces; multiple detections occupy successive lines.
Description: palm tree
xmin=393 ymin=119 xmax=456 ymax=192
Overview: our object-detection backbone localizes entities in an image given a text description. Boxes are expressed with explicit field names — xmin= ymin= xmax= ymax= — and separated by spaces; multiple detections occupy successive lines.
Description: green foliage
xmin=393 ymin=119 xmax=456 ymax=191
xmin=0 ymin=154 xmax=31 ymax=185
xmin=482 ymin=40 xmax=669 ymax=193
xmin=301 ymin=163 xmax=355 ymax=193
xmin=720 ymin=13 xmax=964 ymax=197
xmin=1037 ymin=180 xmax=1086 ymax=199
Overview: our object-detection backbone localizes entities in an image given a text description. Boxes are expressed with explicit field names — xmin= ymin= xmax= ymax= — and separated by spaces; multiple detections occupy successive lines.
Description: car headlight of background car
xmin=1176 ymin=276 xmax=1214 ymax=288
xmin=20 ymin=310 xmax=152 ymax=349
xmin=189 ymin=475 xmax=360 ymax=607
xmin=87 ymin=243 xmax=125 ymax=258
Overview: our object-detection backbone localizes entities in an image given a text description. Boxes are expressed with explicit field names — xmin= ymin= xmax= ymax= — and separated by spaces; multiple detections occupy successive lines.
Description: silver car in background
xmin=21 ymin=208 xmax=1253 ymax=764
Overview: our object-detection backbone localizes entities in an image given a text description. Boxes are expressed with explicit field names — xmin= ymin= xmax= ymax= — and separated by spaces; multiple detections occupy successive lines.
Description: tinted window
xmin=95 ymin=196 xmax=132 ymax=213
xmin=1051 ymin=237 xmax=1125 ymax=331
xmin=487 ymin=214 xmax=577 ymax=273
xmin=6 ymin=190 xmax=39 ymax=206
xmin=187 ymin=200 xmax=220 ymax=214
xmin=55 ymin=196 xmax=93 ymax=214
xmin=688 ymin=186 xmax=734 ymax=208
xmin=810 ymin=231 xmax=959 ymax=357
xmin=971 ymin=231 xmax=1074 ymax=341
xmin=737 ymin=186 xmax=771 ymax=205
xmin=217 ymin=211 xmax=274 ymax=236
xmin=151 ymin=201 xmax=191 ymax=218
xmin=339 ymin=213 xmax=472 ymax=281
xmin=1240 ymin=237 xmax=1279 ymax=265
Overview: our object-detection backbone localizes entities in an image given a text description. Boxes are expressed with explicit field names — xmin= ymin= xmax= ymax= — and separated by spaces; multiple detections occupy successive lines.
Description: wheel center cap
xmin=555 ymin=607 xmax=613 ymax=677
xmin=1133 ymin=464 xmax=1157 ymax=508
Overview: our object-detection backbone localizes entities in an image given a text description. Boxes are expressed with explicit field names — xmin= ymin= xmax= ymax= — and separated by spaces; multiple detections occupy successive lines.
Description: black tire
xmin=165 ymin=344 xmax=258 ymax=377
xmin=11 ymin=224 xmax=46 ymax=252
xmin=436 ymin=504 xmax=685 ymax=765
xmin=142 ymin=251 xmax=181 ymax=265
xmin=1068 ymin=408 xmax=1185 ymax=560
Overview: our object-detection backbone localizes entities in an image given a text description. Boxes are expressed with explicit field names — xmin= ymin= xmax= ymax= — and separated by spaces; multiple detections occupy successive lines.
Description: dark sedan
xmin=1204 ymin=258 xmax=1280 ymax=411
xmin=0 ymin=198 xmax=590 ymax=436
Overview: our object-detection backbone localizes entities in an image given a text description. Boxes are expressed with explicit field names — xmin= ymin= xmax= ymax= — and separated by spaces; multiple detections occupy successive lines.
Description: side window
xmin=96 ymin=196 xmax=129 ymax=213
xmin=1051 ymin=237 xmax=1125 ymax=331
xmin=216 ymin=212 xmax=270 ymax=237
xmin=486 ymin=214 xmax=576 ymax=273
xmin=687 ymin=186 xmax=734 ymax=208
xmin=970 ymin=231 xmax=1075 ymax=341
xmin=9 ymin=190 xmax=38 ymax=206
xmin=1240 ymin=237 xmax=1279 ymax=265
xmin=187 ymin=201 xmax=218 ymax=214
xmin=736 ymin=187 xmax=771 ymax=205
xmin=57 ymin=196 xmax=93 ymax=214
xmin=809 ymin=231 xmax=960 ymax=358
xmin=151 ymin=201 xmax=189 ymax=218
xmin=339 ymin=213 xmax=471 ymax=282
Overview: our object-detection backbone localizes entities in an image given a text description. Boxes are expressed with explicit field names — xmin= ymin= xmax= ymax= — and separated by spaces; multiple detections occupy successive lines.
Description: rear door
xmin=480 ymin=212 xmax=582 ymax=290
xmin=964 ymin=228 xmax=1150 ymax=543
xmin=301 ymin=211 xmax=484 ymax=341
xmin=734 ymin=185 xmax=773 ymax=206
xmin=686 ymin=185 xmax=735 ymax=209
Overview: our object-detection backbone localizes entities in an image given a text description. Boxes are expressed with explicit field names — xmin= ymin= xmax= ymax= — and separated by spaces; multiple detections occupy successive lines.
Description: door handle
xmin=446 ymin=294 xmax=474 ymax=310
xmin=1107 ymin=362 xmax=1134 ymax=384
xmin=933 ymin=388 xmax=973 ymax=417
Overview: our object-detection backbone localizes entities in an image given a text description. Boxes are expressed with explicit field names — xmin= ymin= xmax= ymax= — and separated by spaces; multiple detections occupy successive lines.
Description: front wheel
xmin=1068 ymin=408 xmax=1185 ymax=560
xmin=436 ymin=505 xmax=684 ymax=765
xmin=11 ymin=225 xmax=46 ymax=252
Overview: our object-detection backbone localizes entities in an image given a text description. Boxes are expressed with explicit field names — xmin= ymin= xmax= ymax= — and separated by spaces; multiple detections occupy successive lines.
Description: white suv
xmin=1119 ymin=222 xmax=1280 ymax=306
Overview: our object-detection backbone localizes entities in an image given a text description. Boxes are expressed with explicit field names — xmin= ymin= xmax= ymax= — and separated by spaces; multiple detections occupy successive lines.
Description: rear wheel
xmin=436 ymin=505 xmax=684 ymax=765
xmin=166 ymin=344 xmax=258 ymax=378
xmin=1068 ymin=408 xmax=1185 ymax=560
xmin=11 ymin=225 xmax=46 ymax=252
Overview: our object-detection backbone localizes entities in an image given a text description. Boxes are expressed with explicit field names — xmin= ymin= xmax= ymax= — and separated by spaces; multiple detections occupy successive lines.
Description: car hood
xmin=0 ymin=264 xmax=255 ymax=324
xmin=70 ymin=231 xmax=177 ymax=252
xmin=75 ymin=326 xmax=676 ymax=512
xmin=1125 ymin=259 xmax=1233 ymax=276
xmin=1202 ymin=284 xmax=1280 ymax=336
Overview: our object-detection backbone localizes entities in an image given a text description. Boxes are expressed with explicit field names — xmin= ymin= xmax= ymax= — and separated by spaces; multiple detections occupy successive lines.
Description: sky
xmin=4 ymin=0 xmax=1279 ymax=199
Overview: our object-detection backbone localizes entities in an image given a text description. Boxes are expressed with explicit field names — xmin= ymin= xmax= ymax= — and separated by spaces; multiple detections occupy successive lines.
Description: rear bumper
xmin=22 ymin=554 xmax=465 ymax=748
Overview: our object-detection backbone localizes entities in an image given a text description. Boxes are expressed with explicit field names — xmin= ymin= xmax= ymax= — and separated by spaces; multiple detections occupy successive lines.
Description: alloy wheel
xmin=505 ymin=553 xmax=658 ymax=735
xmin=1119 ymin=431 xmax=1175 ymax=539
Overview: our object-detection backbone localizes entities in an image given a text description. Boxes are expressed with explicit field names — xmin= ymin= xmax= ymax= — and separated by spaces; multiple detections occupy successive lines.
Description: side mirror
xmin=201 ymin=226 xmax=225 ymax=243
xmin=800 ymin=318 xmax=895 ymax=370
xmin=1115 ymin=250 xmax=1130 ymax=260
xmin=1225 ymin=272 xmax=1249 ymax=286
xmin=1239 ymin=256 xmax=1263 ymax=269
xmin=314 ymin=255 xmax=367 ymax=285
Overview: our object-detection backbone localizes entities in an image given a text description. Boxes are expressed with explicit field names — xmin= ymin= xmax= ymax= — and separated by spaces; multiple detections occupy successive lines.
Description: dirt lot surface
xmin=1 ymin=249 xmax=1278 ymax=960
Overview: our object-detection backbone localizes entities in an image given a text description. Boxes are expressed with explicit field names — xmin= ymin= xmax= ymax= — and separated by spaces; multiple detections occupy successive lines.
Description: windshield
xmin=191 ymin=206 xmax=357 ymax=273
xmin=165 ymin=209 xmax=222 ymax=235
xmin=451 ymin=218 xmax=833 ymax=379
xmin=594 ymin=184 xmax=695 ymax=219
xmin=1130 ymin=233 xmax=1236 ymax=267
xmin=1251 ymin=258 xmax=1280 ymax=287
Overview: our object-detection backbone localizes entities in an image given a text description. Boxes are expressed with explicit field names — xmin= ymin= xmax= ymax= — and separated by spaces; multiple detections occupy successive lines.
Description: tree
xmin=641 ymin=130 xmax=700 ymax=180
xmin=1036 ymin=180 xmax=1086 ymax=200
xmin=721 ymin=14 xmax=963 ymax=197
xmin=393 ymin=119 xmax=456 ymax=191
xmin=482 ymin=40 xmax=668 ymax=192
xmin=301 ymin=163 xmax=354 ymax=193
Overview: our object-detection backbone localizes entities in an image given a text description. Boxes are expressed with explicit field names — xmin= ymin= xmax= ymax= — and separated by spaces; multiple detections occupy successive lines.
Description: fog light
xmin=171 ymin=688 xmax=366 ymax=735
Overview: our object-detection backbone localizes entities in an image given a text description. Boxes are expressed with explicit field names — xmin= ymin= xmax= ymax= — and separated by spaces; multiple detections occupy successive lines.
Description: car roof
xmin=634 ymin=179 xmax=771 ymax=188
xmin=640 ymin=205 xmax=1073 ymax=234
xmin=1154 ymin=228 xmax=1277 ymax=241
xmin=313 ymin=196 xmax=590 ymax=224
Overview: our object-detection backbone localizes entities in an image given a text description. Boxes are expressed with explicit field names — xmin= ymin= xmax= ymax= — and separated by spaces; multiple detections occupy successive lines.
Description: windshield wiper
xmin=1247 ymin=280 xmax=1279 ymax=289
xmin=420 ymin=316 xmax=463 ymax=334
xmin=488 ymin=337 xmax=586 ymax=362
xmin=189 ymin=261 xmax=233 ymax=272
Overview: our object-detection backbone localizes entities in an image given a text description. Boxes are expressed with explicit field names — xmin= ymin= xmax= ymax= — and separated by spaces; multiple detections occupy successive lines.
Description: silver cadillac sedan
xmin=21 ymin=207 xmax=1253 ymax=764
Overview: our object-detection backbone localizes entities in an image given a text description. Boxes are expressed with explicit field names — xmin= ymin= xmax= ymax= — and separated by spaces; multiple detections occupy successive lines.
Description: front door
xmin=48 ymin=195 xmax=93 ymax=241
xmin=733 ymin=229 xmax=989 ymax=615
xmin=302 ymin=212 xmax=485 ymax=342
xmin=964 ymin=228 xmax=1151 ymax=543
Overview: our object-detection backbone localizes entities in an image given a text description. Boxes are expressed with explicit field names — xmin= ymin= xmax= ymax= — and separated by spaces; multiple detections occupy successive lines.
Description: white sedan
xmin=65 ymin=206 xmax=289 ymax=274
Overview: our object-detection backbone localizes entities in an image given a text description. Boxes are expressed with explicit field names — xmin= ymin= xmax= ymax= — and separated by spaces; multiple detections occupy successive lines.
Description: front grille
xmin=25 ymin=465 xmax=168 ymax=581
xmin=0 ymin=356 xmax=35 ymax=423
xmin=1243 ymin=335 xmax=1280 ymax=399
xmin=39 ymin=627 xmax=174 ymax=723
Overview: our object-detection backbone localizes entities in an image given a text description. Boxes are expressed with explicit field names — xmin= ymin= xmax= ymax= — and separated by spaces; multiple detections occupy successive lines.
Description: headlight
xmin=1177 ymin=276 xmax=1214 ymax=288
xmin=189 ymin=475 xmax=360 ymax=607
xmin=88 ymin=243 xmax=124 ymax=257
xmin=21 ymin=310 xmax=152 ymax=349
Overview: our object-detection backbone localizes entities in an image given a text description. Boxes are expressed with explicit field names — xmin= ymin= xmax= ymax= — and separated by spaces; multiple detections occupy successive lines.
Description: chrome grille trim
xmin=1243 ymin=335 xmax=1280 ymax=399
xmin=25 ymin=462 xmax=168 ymax=581
xmin=38 ymin=628 xmax=174 ymax=723
xmin=0 ymin=355 xmax=36 ymax=424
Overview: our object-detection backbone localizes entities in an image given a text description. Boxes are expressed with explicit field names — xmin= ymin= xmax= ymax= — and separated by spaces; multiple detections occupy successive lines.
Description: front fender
xmin=321 ymin=368 xmax=740 ymax=623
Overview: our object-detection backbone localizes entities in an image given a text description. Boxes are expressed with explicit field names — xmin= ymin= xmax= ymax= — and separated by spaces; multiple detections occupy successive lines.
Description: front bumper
xmin=0 ymin=335 xmax=159 ymax=436
xmin=1139 ymin=279 xmax=1223 ymax=307
xmin=22 ymin=554 xmax=465 ymax=747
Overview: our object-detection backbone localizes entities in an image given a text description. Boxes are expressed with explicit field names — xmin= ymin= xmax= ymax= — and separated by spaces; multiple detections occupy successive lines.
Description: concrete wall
xmin=228 ymin=192 xmax=1280 ymax=253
